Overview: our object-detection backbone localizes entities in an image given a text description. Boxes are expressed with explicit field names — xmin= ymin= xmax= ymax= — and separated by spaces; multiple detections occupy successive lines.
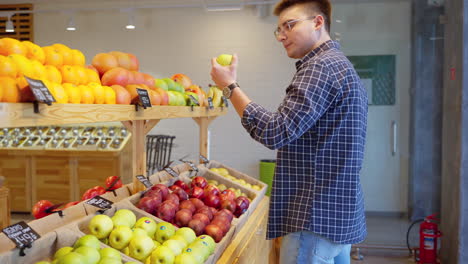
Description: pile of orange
xmin=0 ymin=38 xmax=116 ymax=104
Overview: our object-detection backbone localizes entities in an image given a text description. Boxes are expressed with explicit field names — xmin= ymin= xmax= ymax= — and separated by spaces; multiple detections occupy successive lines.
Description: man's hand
xmin=211 ymin=54 xmax=238 ymax=89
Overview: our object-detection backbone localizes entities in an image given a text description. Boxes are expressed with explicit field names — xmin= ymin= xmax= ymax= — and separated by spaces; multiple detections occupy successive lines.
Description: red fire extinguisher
xmin=418 ymin=214 xmax=442 ymax=264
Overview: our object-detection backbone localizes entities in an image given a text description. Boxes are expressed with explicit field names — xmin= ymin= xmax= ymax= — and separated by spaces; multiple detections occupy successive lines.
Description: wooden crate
xmin=0 ymin=187 xmax=10 ymax=230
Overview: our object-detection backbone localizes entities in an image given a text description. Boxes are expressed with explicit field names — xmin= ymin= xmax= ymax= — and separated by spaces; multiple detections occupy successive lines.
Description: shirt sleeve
xmin=241 ymin=62 xmax=339 ymax=150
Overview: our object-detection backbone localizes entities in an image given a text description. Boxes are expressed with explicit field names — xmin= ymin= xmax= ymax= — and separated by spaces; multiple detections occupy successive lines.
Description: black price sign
xmin=165 ymin=167 xmax=179 ymax=177
xmin=207 ymin=97 xmax=214 ymax=109
xmin=136 ymin=175 xmax=153 ymax=189
xmin=188 ymin=94 xmax=200 ymax=106
xmin=86 ymin=196 xmax=113 ymax=210
xmin=180 ymin=159 xmax=199 ymax=172
xmin=136 ymin=88 xmax=152 ymax=108
xmin=2 ymin=221 xmax=40 ymax=249
xmin=199 ymin=154 xmax=209 ymax=164
xmin=25 ymin=76 xmax=56 ymax=105
xmin=222 ymin=96 xmax=229 ymax=107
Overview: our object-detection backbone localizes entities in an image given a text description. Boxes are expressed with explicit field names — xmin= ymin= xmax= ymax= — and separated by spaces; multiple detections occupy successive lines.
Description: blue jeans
xmin=280 ymin=231 xmax=352 ymax=264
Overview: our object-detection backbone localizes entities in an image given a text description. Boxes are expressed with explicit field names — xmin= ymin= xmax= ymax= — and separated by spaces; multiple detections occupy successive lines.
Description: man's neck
xmin=311 ymin=34 xmax=332 ymax=51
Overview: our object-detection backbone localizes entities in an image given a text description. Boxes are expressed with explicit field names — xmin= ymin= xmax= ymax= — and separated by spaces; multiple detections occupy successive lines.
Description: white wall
xmin=34 ymin=1 xmax=411 ymax=214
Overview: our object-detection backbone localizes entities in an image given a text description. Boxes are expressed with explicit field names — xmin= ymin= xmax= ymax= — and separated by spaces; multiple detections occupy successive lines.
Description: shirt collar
xmin=295 ymin=40 xmax=340 ymax=69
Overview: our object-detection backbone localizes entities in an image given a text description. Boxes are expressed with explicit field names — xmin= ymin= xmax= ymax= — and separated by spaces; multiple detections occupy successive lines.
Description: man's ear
xmin=314 ymin=15 xmax=325 ymax=31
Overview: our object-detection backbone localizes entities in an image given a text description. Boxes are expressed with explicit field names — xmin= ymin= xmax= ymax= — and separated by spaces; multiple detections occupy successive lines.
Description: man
xmin=210 ymin=0 xmax=367 ymax=263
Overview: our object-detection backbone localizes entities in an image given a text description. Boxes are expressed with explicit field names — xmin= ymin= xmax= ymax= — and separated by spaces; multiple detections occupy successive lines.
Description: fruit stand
xmin=0 ymin=102 xmax=275 ymax=263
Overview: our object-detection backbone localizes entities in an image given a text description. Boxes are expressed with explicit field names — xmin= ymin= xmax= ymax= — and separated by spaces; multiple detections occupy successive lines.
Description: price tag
xmin=188 ymin=94 xmax=200 ymax=106
xmin=207 ymin=97 xmax=214 ymax=109
xmin=136 ymin=88 xmax=152 ymax=108
xmin=199 ymin=154 xmax=209 ymax=164
xmin=165 ymin=167 xmax=179 ymax=177
xmin=2 ymin=221 xmax=40 ymax=249
xmin=222 ymin=96 xmax=229 ymax=107
xmin=25 ymin=76 xmax=56 ymax=105
xmin=136 ymin=175 xmax=153 ymax=189
xmin=180 ymin=159 xmax=199 ymax=172
xmin=86 ymin=196 xmax=113 ymax=210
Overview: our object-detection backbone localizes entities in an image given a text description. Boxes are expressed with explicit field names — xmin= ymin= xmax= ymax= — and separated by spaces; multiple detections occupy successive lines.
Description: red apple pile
xmin=136 ymin=177 xmax=250 ymax=243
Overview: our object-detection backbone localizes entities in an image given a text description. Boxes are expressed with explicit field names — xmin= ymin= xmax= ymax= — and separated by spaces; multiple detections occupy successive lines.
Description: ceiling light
xmin=126 ymin=11 xmax=136 ymax=29
xmin=5 ymin=14 xmax=14 ymax=32
xmin=66 ymin=15 xmax=76 ymax=31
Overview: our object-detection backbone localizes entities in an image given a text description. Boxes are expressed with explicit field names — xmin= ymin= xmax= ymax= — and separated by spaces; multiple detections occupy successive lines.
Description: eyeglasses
xmin=274 ymin=16 xmax=317 ymax=38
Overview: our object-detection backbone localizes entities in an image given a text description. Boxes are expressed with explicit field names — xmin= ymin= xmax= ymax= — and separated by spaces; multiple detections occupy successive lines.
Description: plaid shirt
xmin=241 ymin=40 xmax=367 ymax=244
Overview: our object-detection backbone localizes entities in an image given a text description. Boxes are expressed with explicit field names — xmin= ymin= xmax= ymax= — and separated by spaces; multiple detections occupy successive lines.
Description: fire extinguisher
xmin=407 ymin=214 xmax=443 ymax=264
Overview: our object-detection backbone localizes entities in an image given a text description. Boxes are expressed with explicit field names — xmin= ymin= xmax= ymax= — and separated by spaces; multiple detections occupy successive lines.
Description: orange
xmin=16 ymin=75 xmax=35 ymax=102
xmin=103 ymin=85 xmax=116 ymax=104
xmin=85 ymin=68 xmax=100 ymax=84
xmin=30 ymin=60 xmax=47 ymax=80
xmin=63 ymin=83 xmax=81 ymax=104
xmin=73 ymin=66 xmax=88 ymax=85
xmin=42 ymin=46 xmax=63 ymax=68
xmin=8 ymin=54 xmax=33 ymax=78
xmin=71 ymin=49 xmax=85 ymax=66
xmin=22 ymin=41 xmax=45 ymax=64
xmin=44 ymin=65 xmax=62 ymax=84
xmin=52 ymin=43 xmax=73 ymax=66
xmin=0 ymin=38 xmax=27 ymax=56
xmin=60 ymin=65 xmax=78 ymax=84
xmin=79 ymin=85 xmax=94 ymax=104
xmin=88 ymin=82 xmax=105 ymax=104
xmin=49 ymin=82 xmax=68 ymax=104
xmin=0 ymin=55 xmax=17 ymax=78
xmin=0 ymin=76 xmax=20 ymax=102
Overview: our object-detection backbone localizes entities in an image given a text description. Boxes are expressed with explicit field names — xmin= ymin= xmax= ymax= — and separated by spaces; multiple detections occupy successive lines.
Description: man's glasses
xmin=274 ymin=16 xmax=317 ymax=38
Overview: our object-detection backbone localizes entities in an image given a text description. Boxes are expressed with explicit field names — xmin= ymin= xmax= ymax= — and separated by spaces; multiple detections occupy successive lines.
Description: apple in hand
xmin=174 ymin=208 xmax=192 ymax=227
xmin=175 ymin=227 xmax=196 ymax=244
xmin=135 ymin=217 xmax=157 ymax=238
xmin=128 ymin=235 xmax=155 ymax=261
xmin=88 ymin=214 xmax=114 ymax=239
xmin=217 ymin=54 xmax=233 ymax=66
xmin=109 ymin=226 xmax=133 ymax=250
xmin=73 ymin=246 xmax=101 ymax=264
xmin=32 ymin=200 xmax=54 ymax=219
xmin=154 ymin=222 xmax=176 ymax=244
xmin=150 ymin=245 xmax=175 ymax=264
xmin=105 ymin=176 xmax=123 ymax=190
xmin=173 ymin=180 xmax=190 ymax=192
xmin=187 ymin=218 xmax=206 ymax=236
xmin=73 ymin=234 xmax=101 ymax=250
xmin=205 ymin=224 xmax=224 ymax=242
xmin=191 ymin=176 xmax=207 ymax=189
xmin=189 ymin=186 xmax=205 ymax=200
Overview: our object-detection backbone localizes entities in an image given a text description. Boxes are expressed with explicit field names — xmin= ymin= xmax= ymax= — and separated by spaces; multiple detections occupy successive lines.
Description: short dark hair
xmin=273 ymin=0 xmax=332 ymax=33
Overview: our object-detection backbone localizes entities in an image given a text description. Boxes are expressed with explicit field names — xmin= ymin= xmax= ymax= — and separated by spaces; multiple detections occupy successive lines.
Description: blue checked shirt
xmin=241 ymin=40 xmax=367 ymax=244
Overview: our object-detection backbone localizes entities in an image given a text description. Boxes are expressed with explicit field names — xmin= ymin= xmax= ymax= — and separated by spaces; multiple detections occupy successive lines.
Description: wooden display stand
xmin=0 ymin=186 xmax=10 ymax=230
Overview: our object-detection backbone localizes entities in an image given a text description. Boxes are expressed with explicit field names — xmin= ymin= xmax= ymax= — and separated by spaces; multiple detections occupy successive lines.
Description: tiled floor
xmin=10 ymin=213 xmax=417 ymax=263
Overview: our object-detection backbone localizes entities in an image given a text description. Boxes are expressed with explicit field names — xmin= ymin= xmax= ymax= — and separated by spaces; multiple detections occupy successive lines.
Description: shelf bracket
xmin=192 ymin=116 xmax=217 ymax=163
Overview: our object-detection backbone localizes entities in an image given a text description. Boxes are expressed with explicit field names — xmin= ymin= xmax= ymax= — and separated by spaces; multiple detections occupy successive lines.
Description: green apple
xmin=217 ymin=184 xmax=227 ymax=192
xmin=97 ymin=257 xmax=122 ymax=264
xmin=150 ymin=245 xmax=175 ymax=264
xmin=216 ymin=54 xmax=233 ymax=66
xmin=207 ymin=180 xmax=218 ymax=186
xmin=252 ymin=185 xmax=261 ymax=191
xmin=73 ymin=235 xmax=101 ymax=250
xmin=35 ymin=261 xmax=51 ymax=264
xmin=209 ymin=168 xmax=219 ymax=174
xmin=134 ymin=217 xmax=157 ymax=238
xmin=99 ymin=247 xmax=121 ymax=261
xmin=245 ymin=183 xmax=253 ymax=189
xmin=162 ymin=78 xmax=178 ymax=92
xmin=167 ymin=91 xmax=179 ymax=106
xmin=154 ymin=79 xmax=168 ymax=91
xmin=128 ymin=235 xmax=155 ymax=261
xmin=170 ymin=235 xmax=188 ymax=248
xmin=195 ymin=235 xmax=216 ymax=254
xmin=126 ymin=262 xmax=140 ymax=264
xmin=185 ymin=92 xmax=199 ymax=106
xmin=51 ymin=260 xmax=59 ymax=264
xmin=182 ymin=247 xmax=205 ymax=264
xmin=175 ymin=227 xmax=196 ymax=244
xmin=57 ymin=252 xmax=85 ymax=264
xmin=154 ymin=222 xmax=175 ymax=244
xmin=109 ymin=226 xmax=133 ymax=250
xmin=172 ymin=82 xmax=185 ymax=94
xmin=175 ymin=91 xmax=186 ymax=106
xmin=162 ymin=239 xmax=184 ymax=256
xmin=174 ymin=252 xmax=198 ymax=264
xmin=99 ymin=237 xmax=108 ymax=245
xmin=121 ymin=246 xmax=129 ymax=255
xmin=112 ymin=209 xmax=136 ymax=228
xmin=73 ymin=246 xmax=101 ymax=264
xmin=89 ymin=214 xmax=114 ymax=239
xmin=132 ymin=227 xmax=148 ymax=238
xmin=54 ymin=246 xmax=73 ymax=260
xmin=153 ymin=240 xmax=161 ymax=250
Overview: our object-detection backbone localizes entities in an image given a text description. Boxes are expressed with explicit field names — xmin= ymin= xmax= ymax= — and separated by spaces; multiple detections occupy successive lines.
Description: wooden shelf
xmin=0 ymin=103 xmax=227 ymax=128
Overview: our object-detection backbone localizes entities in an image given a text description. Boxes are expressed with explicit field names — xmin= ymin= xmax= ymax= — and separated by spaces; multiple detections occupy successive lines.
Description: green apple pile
xmin=33 ymin=234 xmax=138 ymax=264
xmin=87 ymin=209 xmax=215 ymax=263
xmin=209 ymin=167 xmax=262 ymax=191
